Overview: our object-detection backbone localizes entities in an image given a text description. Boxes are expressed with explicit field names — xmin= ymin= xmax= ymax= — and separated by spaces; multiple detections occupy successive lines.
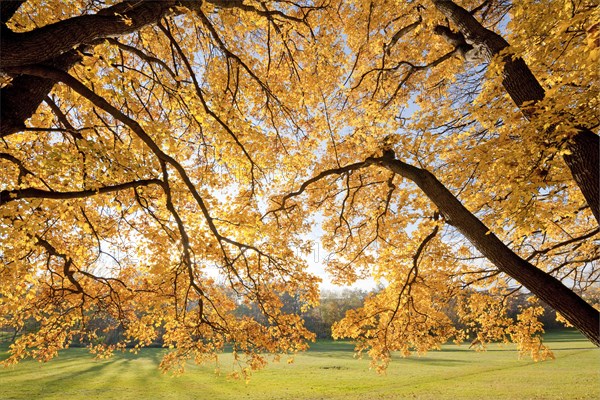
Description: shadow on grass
xmin=543 ymin=329 xmax=590 ymax=342
xmin=9 ymin=350 xmax=192 ymax=398
xmin=399 ymin=357 xmax=469 ymax=366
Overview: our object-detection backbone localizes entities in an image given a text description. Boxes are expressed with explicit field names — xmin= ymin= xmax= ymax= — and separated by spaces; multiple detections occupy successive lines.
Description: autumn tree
xmin=286 ymin=0 xmax=599 ymax=367
xmin=0 ymin=0 xmax=598 ymax=374
xmin=1 ymin=0 xmax=335 ymax=375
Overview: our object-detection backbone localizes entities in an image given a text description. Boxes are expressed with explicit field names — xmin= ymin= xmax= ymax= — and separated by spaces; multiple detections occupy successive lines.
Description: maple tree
xmin=0 ymin=0 xmax=598 ymax=375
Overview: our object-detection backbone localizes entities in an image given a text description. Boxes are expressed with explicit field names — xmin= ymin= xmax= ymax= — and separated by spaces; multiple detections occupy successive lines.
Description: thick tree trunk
xmin=1 ymin=51 xmax=82 ymax=136
xmin=564 ymin=127 xmax=600 ymax=222
xmin=378 ymin=155 xmax=600 ymax=346
xmin=432 ymin=0 xmax=600 ymax=225
xmin=0 ymin=0 xmax=181 ymax=136
xmin=0 ymin=1 xmax=177 ymax=68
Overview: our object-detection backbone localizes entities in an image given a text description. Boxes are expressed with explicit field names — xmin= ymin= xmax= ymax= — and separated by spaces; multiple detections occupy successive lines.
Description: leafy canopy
xmin=0 ymin=0 xmax=598 ymax=375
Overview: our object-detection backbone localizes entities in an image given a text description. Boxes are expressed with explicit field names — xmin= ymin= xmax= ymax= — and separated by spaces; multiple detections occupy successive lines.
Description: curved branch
xmin=0 ymin=178 xmax=162 ymax=206
xmin=204 ymin=0 xmax=310 ymax=23
xmin=0 ymin=152 xmax=35 ymax=183
xmin=44 ymin=96 xmax=84 ymax=140
xmin=6 ymin=64 xmax=274 ymax=274
xmin=5 ymin=64 xmax=223 ymax=233
xmin=526 ymin=228 xmax=600 ymax=262
xmin=268 ymin=159 xmax=379 ymax=215
xmin=0 ymin=1 xmax=183 ymax=137
xmin=1 ymin=50 xmax=81 ymax=137
xmin=352 ymin=50 xmax=455 ymax=107
xmin=104 ymin=38 xmax=178 ymax=81
xmin=277 ymin=150 xmax=600 ymax=345
xmin=379 ymin=152 xmax=599 ymax=346
xmin=382 ymin=51 xmax=456 ymax=108
xmin=385 ymin=15 xmax=422 ymax=55
xmin=35 ymin=235 xmax=84 ymax=294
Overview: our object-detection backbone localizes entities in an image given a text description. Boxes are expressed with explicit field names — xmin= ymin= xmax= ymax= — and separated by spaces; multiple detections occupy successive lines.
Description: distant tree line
xmin=2 ymin=287 xmax=597 ymax=347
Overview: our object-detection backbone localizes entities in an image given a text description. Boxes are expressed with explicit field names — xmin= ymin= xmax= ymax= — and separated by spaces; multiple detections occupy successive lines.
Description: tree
xmin=302 ymin=288 xmax=369 ymax=338
xmin=0 ymin=0 xmax=598 ymax=374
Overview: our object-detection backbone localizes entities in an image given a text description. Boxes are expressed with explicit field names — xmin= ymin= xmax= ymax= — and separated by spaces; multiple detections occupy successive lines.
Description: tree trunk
xmin=0 ymin=0 xmax=181 ymax=136
xmin=378 ymin=155 xmax=600 ymax=346
xmin=1 ymin=51 xmax=82 ymax=136
xmin=564 ymin=127 xmax=600 ymax=222
xmin=0 ymin=1 xmax=178 ymax=68
xmin=431 ymin=0 xmax=599 ymax=225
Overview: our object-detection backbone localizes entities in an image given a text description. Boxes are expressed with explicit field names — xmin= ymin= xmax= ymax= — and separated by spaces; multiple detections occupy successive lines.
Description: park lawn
xmin=0 ymin=330 xmax=598 ymax=400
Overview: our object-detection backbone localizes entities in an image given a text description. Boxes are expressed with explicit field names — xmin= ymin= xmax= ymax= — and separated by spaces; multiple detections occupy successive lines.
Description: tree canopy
xmin=1 ymin=0 xmax=598 ymax=375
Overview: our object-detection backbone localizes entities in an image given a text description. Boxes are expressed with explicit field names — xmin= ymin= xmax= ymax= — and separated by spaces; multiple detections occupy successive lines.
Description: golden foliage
xmin=0 ymin=0 xmax=597 ymax=373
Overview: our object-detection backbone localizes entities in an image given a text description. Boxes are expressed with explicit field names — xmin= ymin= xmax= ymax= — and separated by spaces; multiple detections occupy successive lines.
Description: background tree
xmin=0 ymin=0 xmax=598 ymax=374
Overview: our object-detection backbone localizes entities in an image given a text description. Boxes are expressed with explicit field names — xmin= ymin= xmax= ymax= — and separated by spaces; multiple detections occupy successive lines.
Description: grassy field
xmin=0 ymin=330 xmax=598 ymax=400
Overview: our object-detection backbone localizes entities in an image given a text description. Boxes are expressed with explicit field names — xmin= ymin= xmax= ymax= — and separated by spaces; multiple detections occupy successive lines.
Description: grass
xmin=0 ymin=330 xmax=598 ymax=399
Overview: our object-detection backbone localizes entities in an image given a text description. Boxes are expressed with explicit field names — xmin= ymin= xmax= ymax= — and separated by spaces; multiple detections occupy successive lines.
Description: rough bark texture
xmin=432 ymin=0 xmax=600 ymax=225
xmin=564 ymin=127 xmax=600 ymax=222
xmin=1 ymin=51 xmax=82 ymax=136
xmin=378 ymin=155 xmax=600 ymax=346
xmin=0 ymin=0 xmax=181 ymax=136
xmin=0 ymin=1 xmax=178 ymax=68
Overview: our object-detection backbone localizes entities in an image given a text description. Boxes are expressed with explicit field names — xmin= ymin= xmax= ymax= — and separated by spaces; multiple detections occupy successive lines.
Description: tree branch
xmin=276 ymin=150 xmax=600 ymax=345
xmin=385 ymin=15 xmax=422 ymax=55
xmin=1 ymin=50 xmax=81 ymax=137
xmin=104 ymin=38 xmax=178 ymax=81
xmin=44 ymin=96 xmax=84 ymax=140
xmin=35 ymin=235 xmax=84 ymax=294
xmin=0 ymin=0 xmax=180 ymax=68
xmin=158 ymin=21 xmax=262 ymax=185
xmin=0 ymin=152 xmax=34 ymax=183
xmin=0 ymin=179 xmax=163 ymax=206
xmin=6 ymin=64 xmax=277 ymax=283
xmin=431 ymin=0 xmax=599 ymax=224
xmin=269 ymin=158 xmax=380 ymax=215
xmin=0 ymin=0 xmax=185 ymax=137
xmin=526 ymin=228 xmax=600 ymax=262
xmin=159 ymin=161 xmax=207 ymax=321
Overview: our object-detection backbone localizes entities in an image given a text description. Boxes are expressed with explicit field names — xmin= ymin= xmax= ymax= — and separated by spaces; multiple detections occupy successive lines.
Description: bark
xmin=563 ymin=127 xmax=600 ymax=222
xmin=1 ymin=51 xmax=82 ymax=136
xmin=431 ymin=0 xmax=600 ymax=225
xmin=1 ymin=1 xmax=28 ymax=133
xmin=376 ymin=154 xmax=600 ymax=346
xmin=0 ymin=0 xmax=181 ymax=136
xmin=0 ymin=0 xmax=178 ymax=68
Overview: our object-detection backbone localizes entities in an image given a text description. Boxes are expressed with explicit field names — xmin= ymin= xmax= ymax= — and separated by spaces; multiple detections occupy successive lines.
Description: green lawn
xmin=0 ymin=330 xmax=598 ymax=399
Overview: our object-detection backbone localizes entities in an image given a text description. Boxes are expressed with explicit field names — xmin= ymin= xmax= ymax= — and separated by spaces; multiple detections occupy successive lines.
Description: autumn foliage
xmin=0 ymin=0 xmax=598 ymax=375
